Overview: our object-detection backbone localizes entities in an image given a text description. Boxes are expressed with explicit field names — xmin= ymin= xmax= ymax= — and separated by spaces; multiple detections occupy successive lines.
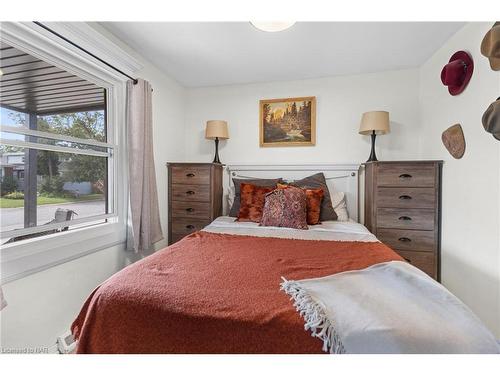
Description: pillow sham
xmin=331 ymin=191 xmax=349 ymax=222
xmin=229 ymin=178 xmax=282 ymax=217
xmin=227 ymin=185 xmax=235 ymax=212
xmin=277 ymin=183 xmax=324 ymax=225
xmin=286 ymin=173 xmax=337 ymax=221
xmin=260 ymin=186 xmax=308 ymax=230
xmin=237 ymin=183 xmax=274 ymax=222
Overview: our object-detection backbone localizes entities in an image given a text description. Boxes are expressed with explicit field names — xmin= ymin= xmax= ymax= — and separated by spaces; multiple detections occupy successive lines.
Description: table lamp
xmin=359 ymin=111 xmax=390 ymax=162
xmin=205 ymin=120 xmax=229 ymax=164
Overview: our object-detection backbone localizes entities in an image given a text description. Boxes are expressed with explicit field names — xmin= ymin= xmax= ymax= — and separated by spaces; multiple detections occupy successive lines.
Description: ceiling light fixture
xmin=250 ymin=22 xmax=296 ymax=32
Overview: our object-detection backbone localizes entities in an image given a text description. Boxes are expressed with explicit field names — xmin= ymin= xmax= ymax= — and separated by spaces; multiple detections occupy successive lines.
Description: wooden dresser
xmin=364 ymin=161 xmax=443 ymax=281
xmin=167 ymin=162 xmax=223 ymax=245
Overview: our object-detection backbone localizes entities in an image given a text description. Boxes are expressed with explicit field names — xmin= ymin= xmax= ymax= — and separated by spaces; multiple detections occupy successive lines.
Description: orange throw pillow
xmin=237 ymin=183 xmax=275 ymax=222
xmin=277 ymin=183 xmax=324 ymax=225
xmin=304 ymin=188 xmax=324 ymax=225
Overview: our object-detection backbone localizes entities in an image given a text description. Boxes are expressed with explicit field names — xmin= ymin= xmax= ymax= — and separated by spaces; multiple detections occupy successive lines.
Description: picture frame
xmin=259 ymin=96 xmax=316 ymax=147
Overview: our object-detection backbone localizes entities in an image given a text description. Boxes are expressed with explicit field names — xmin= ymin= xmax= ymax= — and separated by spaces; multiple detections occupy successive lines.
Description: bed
xmin=71 ymin=164 xmax=499 ymax=354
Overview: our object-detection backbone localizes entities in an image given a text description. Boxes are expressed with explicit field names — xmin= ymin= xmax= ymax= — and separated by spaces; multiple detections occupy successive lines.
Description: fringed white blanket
xmin=281 ymin=261 xmax=500 ymax=354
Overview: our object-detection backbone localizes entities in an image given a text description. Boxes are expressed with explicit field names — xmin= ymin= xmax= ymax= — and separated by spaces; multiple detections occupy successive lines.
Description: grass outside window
xmin=0 ymin=194 xmax=104 ymax=209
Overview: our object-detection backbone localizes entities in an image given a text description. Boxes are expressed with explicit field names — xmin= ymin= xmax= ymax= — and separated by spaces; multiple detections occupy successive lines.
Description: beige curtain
xmin=126 ymin=79 xmax=163 ymax=252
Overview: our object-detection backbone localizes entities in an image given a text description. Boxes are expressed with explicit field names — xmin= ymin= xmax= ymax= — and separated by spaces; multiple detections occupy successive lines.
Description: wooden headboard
xmin=224 ymin=163 xmax=361 ymax=222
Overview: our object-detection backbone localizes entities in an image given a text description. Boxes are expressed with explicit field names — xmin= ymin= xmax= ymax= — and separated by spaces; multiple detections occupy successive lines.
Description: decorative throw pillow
xmin=304 ymin=188 xmax=324 ymax=225
xmin=260 ymin=186 xmax=308 ymax=230
xmin=331 ymin=191 xmax=349 ymax=222
xmin=289 ymin=173 xmax=337 ymax=221
xmin=277 ymin=183 xmax=324 ymax=225
xmin=237 ymin=183 xmax=274 ymax=222
xmin=229 ymin=178 xmax=282 ymax=217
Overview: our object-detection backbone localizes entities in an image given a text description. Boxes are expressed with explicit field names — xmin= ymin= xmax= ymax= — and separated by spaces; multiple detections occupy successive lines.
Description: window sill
xmin=1 ymin=221 xmax=126 ymax=284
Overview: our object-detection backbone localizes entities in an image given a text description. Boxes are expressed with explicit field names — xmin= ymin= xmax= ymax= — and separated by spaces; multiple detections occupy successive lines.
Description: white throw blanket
xmin=281 ymin=261 xmax=500 ymax=354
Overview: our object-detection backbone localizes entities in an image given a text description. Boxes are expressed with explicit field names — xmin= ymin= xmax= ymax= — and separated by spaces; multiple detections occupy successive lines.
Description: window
xmin=0 ymin=39 xmax=115 ymax=244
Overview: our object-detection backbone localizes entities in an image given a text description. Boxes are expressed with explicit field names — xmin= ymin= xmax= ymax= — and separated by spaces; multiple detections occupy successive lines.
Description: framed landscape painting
xmin=259 ymin=96 xmax=316 ymax=147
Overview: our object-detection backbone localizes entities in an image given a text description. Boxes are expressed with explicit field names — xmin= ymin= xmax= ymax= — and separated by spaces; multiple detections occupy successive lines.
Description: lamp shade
xmin=205 ymin=120 xmax=229 ymax=140
xmin=359 ymin=111 xmax=390 ymax=135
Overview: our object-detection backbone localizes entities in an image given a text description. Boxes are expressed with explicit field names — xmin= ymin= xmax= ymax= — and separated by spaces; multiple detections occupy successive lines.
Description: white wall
xmin=419 ymin=22 xmax=500 ymax=336
xmin=0 ymin=24 xmax=187 ymax=350
xmin=184 ymin=69 xmax=421 ymax=165
xmin=1 ymin=244 xmax=125 ymax=350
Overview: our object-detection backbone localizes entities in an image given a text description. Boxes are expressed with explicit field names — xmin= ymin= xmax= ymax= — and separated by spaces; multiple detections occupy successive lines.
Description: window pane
xmin=0 ymin=146 xmax=108 ymax=242
xmin=37 ymin=111 xmax=106 ymax=142
xmin=0 ymin=107 xmax=28 ymax=128
xmin=1 ymin=110 xmax=106 ymax=143
xmin=1 ymin=39 xmax=106 ymax=142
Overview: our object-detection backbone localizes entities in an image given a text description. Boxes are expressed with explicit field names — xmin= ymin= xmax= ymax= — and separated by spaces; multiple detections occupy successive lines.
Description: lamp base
xmin=212 ymin=137 xmax=221 ymax=164
xmin=366 ymin=131 xmax=378 ymax=162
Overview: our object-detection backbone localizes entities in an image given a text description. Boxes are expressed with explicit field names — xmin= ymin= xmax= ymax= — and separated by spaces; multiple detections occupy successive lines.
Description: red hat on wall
xmin=440 ymin=51 xmax=474 ymax=96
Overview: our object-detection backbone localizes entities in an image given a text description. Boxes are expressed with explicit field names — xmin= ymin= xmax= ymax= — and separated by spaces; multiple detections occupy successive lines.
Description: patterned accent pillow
xmin=237 ymin=183 xmax=274 ymax=222
xmin=277 ymin=183 xmax=324 ymax=225
xmin=260 ymin=186 xmax=308 ymax=230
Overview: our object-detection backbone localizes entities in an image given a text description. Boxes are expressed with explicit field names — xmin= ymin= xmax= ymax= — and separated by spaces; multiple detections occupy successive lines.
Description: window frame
xmin=0 ymin=22 xmax=137 ymax=283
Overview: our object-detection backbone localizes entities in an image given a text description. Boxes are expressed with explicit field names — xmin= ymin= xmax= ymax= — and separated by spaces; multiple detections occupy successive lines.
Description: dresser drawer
xmin=377 ymin=228 xmax=436 ymax=252
xmin=377 ymin=163 xmax=436 ymax=187
xmin=376 ymin=187 xmax=435 ymax=208
xmin=171 ymin=183 xmax=210 ymax=202
xmin=171 ymin=166 xmax=210 ymax=185
xmin=171 ymin=201 xmax=210 ymax=219
xmin=395 ymin=250 xmax=436 ymax=278
xmin=171 ymin=218 xmax=210 ymax=235
xmin=377 ymin=208 xmax=435 ymax=230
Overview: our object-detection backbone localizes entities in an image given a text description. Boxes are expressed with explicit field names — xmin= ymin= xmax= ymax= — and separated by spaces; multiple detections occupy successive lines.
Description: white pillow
xmin=331 ymin=191 xmax=349 ymax=221
xmin=227 ymin=186 xmax=235 ymax=212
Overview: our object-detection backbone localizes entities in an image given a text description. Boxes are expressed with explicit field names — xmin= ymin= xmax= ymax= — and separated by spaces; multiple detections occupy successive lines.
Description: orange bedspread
xmin=71 ymin=231 xmax=402 ymax=353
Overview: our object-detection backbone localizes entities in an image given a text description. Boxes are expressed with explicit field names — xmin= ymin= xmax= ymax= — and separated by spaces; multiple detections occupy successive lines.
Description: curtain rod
xmin=33 ymin=21 xmax=139 ymax=84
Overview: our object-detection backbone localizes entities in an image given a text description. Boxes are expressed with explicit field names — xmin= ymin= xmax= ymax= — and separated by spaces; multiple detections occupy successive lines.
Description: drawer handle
xmin=403 ymin=257 xmax=412 ymax=264
xmin=398 ymin=237 xmax=412 ymax=242
xmin=399 ymin=173 xmax=412 ymax=179
xmin=186 ymin=224 xmax=195 ymax=230
xmin=186 ymin=173 xmax=195 ymax=177
xmin=186 ymin=190 xmax=195 ymax=195
xmin=398 ymin=195 xmax=412 ymax=200
xmin=398 ymin=216 xmax=412 ymax=221
xmin=185 ymin=208 xmax=194 ymax=212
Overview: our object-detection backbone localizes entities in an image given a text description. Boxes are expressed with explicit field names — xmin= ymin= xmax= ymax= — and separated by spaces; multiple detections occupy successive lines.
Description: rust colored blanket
xmin=72 ymin=231 xmax=402 ymax=353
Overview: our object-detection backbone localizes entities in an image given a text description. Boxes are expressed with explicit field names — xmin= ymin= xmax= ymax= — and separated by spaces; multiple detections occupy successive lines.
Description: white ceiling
xmin=101 ymin=22 xmax=464 ymax=88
